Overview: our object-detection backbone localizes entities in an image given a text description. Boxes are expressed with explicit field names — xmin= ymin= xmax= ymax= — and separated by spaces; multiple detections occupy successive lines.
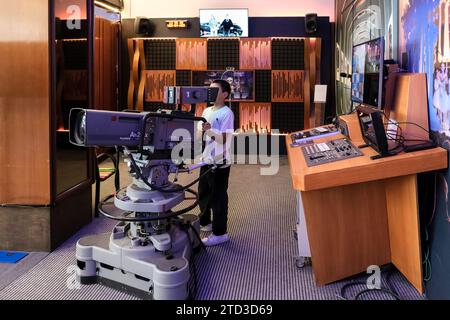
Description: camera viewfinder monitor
xmin=351 ymin=37 xmax=385 ymax=109
xmin=200 ymin=8 xmax=249 ymax=38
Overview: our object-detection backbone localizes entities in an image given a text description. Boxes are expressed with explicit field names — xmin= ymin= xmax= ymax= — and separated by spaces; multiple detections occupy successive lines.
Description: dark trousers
xmin=198 ymin=166 xmax=231 ymax=236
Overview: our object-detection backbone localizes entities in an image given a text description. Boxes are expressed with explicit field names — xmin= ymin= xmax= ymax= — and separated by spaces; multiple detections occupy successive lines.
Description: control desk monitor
xmin=351 ymin=37 xmax=385 ymax=109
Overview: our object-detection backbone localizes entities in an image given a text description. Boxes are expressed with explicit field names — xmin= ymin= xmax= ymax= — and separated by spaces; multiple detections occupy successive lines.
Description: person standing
xmin=209 ymin=15 xmax=218 ymax=36
xmin=220 ymin=15 xmax=234 ymax=36
xmin=198 ymin=80 xmax=235 ymax=246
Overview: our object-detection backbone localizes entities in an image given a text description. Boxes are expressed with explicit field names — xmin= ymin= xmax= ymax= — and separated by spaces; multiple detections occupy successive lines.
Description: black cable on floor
xmin=338 ymin=265 xmax=401 ymax=300
xmin=354 ymin=288 xmax=401 ymax=301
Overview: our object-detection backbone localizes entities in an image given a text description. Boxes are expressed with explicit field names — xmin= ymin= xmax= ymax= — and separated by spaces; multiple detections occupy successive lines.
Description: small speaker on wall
xmin=305 ymin=13 xmax=318 ymax=34
xmin=135 ymin=17 xmax=154 ymax=36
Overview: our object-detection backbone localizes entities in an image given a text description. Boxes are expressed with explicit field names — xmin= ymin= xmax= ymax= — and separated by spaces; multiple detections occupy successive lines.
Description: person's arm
xmin=198 ymin=108 xmax=210 ymax=140
xmin=203 ymin=125 xmax=228 ymax=145
xmin=204 ymin=112 xmax=234 ymax=145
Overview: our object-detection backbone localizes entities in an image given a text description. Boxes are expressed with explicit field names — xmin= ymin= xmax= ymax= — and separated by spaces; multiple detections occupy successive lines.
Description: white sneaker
xmin=200 ymin=224 xmax=213 ymax=232
xmin=202 ymin=234 xmax=229 ymax=247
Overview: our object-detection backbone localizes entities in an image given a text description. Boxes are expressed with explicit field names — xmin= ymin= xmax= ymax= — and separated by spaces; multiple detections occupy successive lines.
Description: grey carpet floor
xmin=0 ymin=253 xmax=48 ymax=291
xmin=0 ymin=159 xmax=424 ymax=300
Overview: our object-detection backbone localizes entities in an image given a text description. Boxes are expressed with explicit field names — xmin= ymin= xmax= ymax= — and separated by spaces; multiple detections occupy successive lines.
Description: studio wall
xmin=120 ymin=17 xmax=335 ymax=128
xmin=122 ymin=0 xmax=336 ymax=21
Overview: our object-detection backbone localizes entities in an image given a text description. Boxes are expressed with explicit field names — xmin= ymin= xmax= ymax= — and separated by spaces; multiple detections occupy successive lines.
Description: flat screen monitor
xmin=199 ymin=8 xmax=249 ymax=38
xmin=351 ymin=37 xmax=385 ymax=108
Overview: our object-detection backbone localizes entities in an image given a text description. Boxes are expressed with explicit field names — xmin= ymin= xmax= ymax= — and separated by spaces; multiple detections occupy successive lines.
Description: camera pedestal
xmin=75 ymin=162 xmax=203 ymax=300
xmin=76 ymin=214 xmax=200 ymax=300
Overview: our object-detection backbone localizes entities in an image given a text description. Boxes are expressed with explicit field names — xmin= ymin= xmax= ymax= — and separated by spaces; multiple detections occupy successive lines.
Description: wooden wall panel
xmin=56 ymin=40 xmax=65 ymax=130
xmin=313 ymin=39 xmax=323 ymax=126
xmin=95 ymin=18 xmax=101 ymax=107
xmin=240 ymin=38 xmax=272 ymax=70
xmin=144 ymin=71 xmax=176 ymax=102
xmin=137 ymin=40 xmax=146 ymax=111
xmin=301 ymin=180 xmax=391 ymax=285
xmin=0 ymin=0 xmax=50 ymax=204
xmin=385 ymin=175 xmax=424 ymax=293
xmin=176 ymin=39 xmax=207 ymax=70
xmin=390 ymin=73 xmax=430 ymax=143
xmin=95 ymin=17 xmax=118 ymax=111
xmin=272 ymin=70 xmax=305 ymax=102
xmin=181 ymin=103 xmax=208 ymax=118
xmin=127 ymin=39 xmax=140 ymax=108
xmin=304 ymin=38 xmax=322 ymax=128
xmin=195 ymin=103 xmax=208 ymax=118
xmin=239 ymin=103 xmax=272 ymax=133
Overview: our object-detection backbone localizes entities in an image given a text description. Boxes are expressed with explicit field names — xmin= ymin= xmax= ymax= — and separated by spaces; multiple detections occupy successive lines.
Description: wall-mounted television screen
xmin=199 ymin=8 xmax=249 ymax=38
xmin=351 ymin=37 xmax=385 ymax=109
xmin=192 ymin=70 xmax=254 ymax=101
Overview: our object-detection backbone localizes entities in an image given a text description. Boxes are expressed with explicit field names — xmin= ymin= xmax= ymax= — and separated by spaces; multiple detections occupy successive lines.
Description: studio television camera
xmin=70 ymin=86 xmax=218 ymax=300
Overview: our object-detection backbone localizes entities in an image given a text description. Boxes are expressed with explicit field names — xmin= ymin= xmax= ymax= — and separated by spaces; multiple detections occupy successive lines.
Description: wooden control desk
xmin=286 ymin=115 xmax=448 ymax=293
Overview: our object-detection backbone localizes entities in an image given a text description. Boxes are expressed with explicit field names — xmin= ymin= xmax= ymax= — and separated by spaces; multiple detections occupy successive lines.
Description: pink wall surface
xmin=123 ymin=0 xmax=335 ymax=21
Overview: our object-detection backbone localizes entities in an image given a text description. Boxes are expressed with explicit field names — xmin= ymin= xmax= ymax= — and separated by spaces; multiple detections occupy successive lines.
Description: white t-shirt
xmin=199 ymin=105 xmax=235 ymax=167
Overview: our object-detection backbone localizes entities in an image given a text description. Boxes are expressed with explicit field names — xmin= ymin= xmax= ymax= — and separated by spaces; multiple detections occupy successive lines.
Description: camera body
xmin=69 ymin=109 xmax=202 ymax=159
xmin=70 ymin=86 xmax=215 ymax=154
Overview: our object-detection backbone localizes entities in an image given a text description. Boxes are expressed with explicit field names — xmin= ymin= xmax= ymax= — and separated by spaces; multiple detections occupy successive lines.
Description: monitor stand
xmin=403 ymin=141 xmax=437 ymax=153
xmin=370 ymin=153 xmax=397 ymax=161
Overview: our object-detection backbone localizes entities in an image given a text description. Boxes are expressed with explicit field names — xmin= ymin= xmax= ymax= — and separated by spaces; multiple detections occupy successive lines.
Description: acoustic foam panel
xmin=271 ymin=103 xmax=304 ymax=134
xmin=176 ymin=70 xmax=192 ymax=87
xmin=271 ymin=38 xmax=305 ymax=70
xmin=255 ymin=70 xmax=272 ymax=103
xmin=207 ymin=39 xmax=240 ymax=70
xmin=144 ymin=39 xmax=176 ymax=70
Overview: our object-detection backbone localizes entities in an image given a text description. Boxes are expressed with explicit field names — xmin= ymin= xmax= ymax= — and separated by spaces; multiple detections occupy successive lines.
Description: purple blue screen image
xmin=351 ymin=38 xmax=384 ymax=108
